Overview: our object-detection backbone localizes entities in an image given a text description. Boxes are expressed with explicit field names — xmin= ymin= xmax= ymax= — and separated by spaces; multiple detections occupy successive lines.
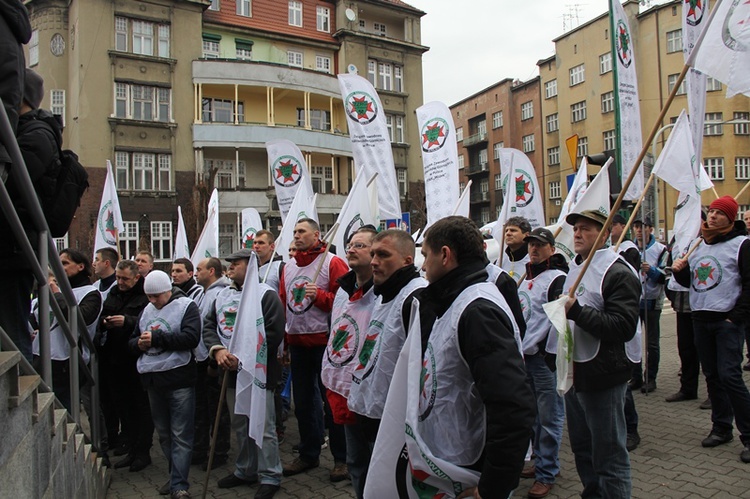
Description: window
xmin=367 ymin=59 xmax=376 ymax=85
xmin=115 ymin=151 xmax=172 ymax=191
xmin=316 ymin=6 xmax=330 ymax=32
xmin=202 ymin=39 xmax=220 ymax=58
xmin=288 ymin=1 xmax=302 ymax=27
xmin=158 ymin=25 xmax=169 ymax=58
xmin=114 ymin=83 xmax=171 ymax=122
xmin=704 ymin=112 xmax=723 ymax=136
xmin=734 ymin=112 xmax=750 ymax=135
xmin=600 ymin=53 xmax=612 ymax=74
xmin=666 ymin=29 xmax=682 ymax=53
xmin=209 ymin=0 xmax=220 ymax=10
xmin=373 ymin=22 xmax=387 ymax=36
xmin=668 ymin=74 xmax=687 ymax=95
xmin=545 ymin=79 xmax=558 ymax=98
xmin=478 ymin=149 xmax=488 ymax=166
xmin=378 ymin=62 xmax=393 ymax=91
xmin=601 ymin=92 xmax=614 ymax=114
xmin=493 ymin=142 xmax=503 ymax=160
xmin=394 ymin=115 xmax=404 ymax=143
xmin=236 ymin=0 xmax=251 ymax=16
xmin=495 ymin=205 xmax=502 ymax=220
xmin=203 ymin=98 xmax=244 ymax=123
xmin=704 ymin=157 xmax=724 ymax=180
xmin=219 ymin=223 xmax=236 ymax=257
xmin=480 ymin=179 xmax=489 ymax=193
xmin=51 ymin=90 xmax=65 ymax=126
xmin=571 ymin=101 xmax=587 ymax=123
xmin=119 ymin=222 xmax=139 ymax=260
xmin=207 ymin=159 xmax=246 ymax=189
xmin=603 ymin=129 xmax=616 ymax=151
xmin=29 ymin=30 xmax=39 ymax=66
xmin=577 ymin=137 xmax=588 ymax=158
xmin=549 ymin=181 xmax=561 ymax=199
xmin=477 ymin=120 xmax=487 ymax=136
xmin=132 ymin=20 xmax=154 ymax=56
xmin=311 ymin=165 xmax=333 ymax=193
xmin=706 ymin=77 xmax=722 ymax=91
xmin=315 ymin=55 xmax=332 ymax=73
xmin=151 ymin=222 xmax=173 ymax=262
xmin=287 ymin=50 xmax=303 ymax=68
xmin=298 ymin=108 xmax=331 ymax=131
xmin=492 ymin=111 xmax=503 ymax=129
xmin=456 ymin=127 xmax=464 ymax=142
xmin=522 ymin=134 xmax=535 ymax=153
xmin=367 ymin=60 xmax=403 ymax=91
xmin=548 ymin=146 xmax=560 ymax=166
xmin=236 ymin=42 xmax=253 ymax=60
xmin=736 ymin=157 xmax=750 ymax=180
xmin=569 ymin=64 xmax=585 ymax=86
xmin=458 ymin=155 xmax=464 ymax=169
xmin=394 ymin=66 xmax=403 ymax=92
xmin=115 ymin=17 xmax=128 ymax=51
xmin=546 ymin=113 xmax=559 ymax=133
xmin=397 ymin=169 xmax=407 ymax=197
xmin=480 ymin=207 xmax=491 ymax=225
xmin=54 ymin=234 xmax=69 ymax=253
xmin=521 ymin=101 xmax=533 ymax=120
xmin=495 ymin=174 xmax=502 ymax=190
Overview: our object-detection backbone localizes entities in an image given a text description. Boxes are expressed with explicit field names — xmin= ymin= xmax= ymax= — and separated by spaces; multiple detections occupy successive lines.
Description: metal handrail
xmin=0 ymin=98 xmax=100 ymax=448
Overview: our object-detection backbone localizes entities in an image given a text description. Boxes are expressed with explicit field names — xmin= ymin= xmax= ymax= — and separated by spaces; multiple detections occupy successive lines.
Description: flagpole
xmin=202 ymin=370 xmax=230 ymax=499
xmin=615 ymin=172 xmax=657 ymax=251
xmin=734 ymin=181 xmax=750 ymax=201
xmin=312 ymin=222 xmax=340 ymax=282
xmin=366 ymin=172 xmax=379 ymax=187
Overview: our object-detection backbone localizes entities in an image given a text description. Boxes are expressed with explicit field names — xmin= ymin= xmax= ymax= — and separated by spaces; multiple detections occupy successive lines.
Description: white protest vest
xmin=565 ymin=249 xmax=620 ymax=363
xmin=137 ymin=296 xmax=193 ymax=374
xmin=321 ymin=285 xmax=376 ymax=398
xmin=33 ymin=284 xmax=101 ymax=362
xmin=501 ymin=251 xmax=530 ymax=284
xmin=196 ymin=278 xmax=229 ymax=361
xmin=610 ymin=246 xmax=643 ymax=364
xmin=284 ymin=252 xmax=333 ymax=334
xmin=668 ymin=243 xmax=690 ymax=292
xmin=619 ymin=239 xmax=638 ymax=255
xmin=519 ymin=269 xmax=565 ymax=356
xmin=96 ymin=279 xmax=117 ymax=303
xmin=212 ymin=285 xmax=242 ymax=348
xmin=259 ymin=259 xmax=283 ymax=293
xmin=419 ymin=282 xmax=521 ymax=465
xmin=640 ymin=239 xmax=666 ymax=300
xmin=348 ymin=276 xmax=427 ymax=418
xmin=689 ymin=236 xmax=744 ymax=313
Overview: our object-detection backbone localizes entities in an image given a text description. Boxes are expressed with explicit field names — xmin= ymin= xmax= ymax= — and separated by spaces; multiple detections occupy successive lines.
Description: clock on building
xmin=50 ymin=33 xmax=65 ymax=56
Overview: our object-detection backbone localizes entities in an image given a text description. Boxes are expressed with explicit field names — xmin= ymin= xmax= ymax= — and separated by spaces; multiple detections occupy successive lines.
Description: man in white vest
xmin=630 ymin=218 xmax=667 ymax=394
xmin=202 ymin=249 xmax=285 ymax=498
xmin=672 ymin=196 xmax=750 ymax=463
xmin=561 ymin=209 xmax=640 ymax=499
xmin=93 ymin=247 xmax=118 ymax=302
xmin=418 ymin=216 xmax=535 ymax=499
xmin=129 ymin=270 xmax=201 ymax=499
xmin=254 ymin=229 xmax=284 ymax=293
xmin=519 ymin=228 xmax=567 ymax=499
xmin=501 ymin=216 xmax=531 ymax=283
xmin=279 ymin=218 xmax=350 ymax=481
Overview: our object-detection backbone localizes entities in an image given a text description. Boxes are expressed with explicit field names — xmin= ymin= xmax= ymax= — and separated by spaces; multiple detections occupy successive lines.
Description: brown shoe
xmin=520 ymin=463 xmax=535 ymax=478
xmin=282 ymin=457 xmax=319 ymax=477
xmin=329 ymin=462 xmax=349 ymax=482
xmin=528 ymin=481 xmax=553 ymax=499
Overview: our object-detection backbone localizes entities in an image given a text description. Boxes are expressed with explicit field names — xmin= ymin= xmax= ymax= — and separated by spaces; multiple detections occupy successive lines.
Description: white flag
xmin=610 ymin=0 xmax=645 ymax=200
xmin=241 ymin=208 xmax=263 ymax=249
xmin=683 ymin=0 xmax=709 ymax=167
xmin=491 ymin=167 xmax=517 ymax=247
xmin=338 ymin=73 xmax=402 ymax=220
xmin=191 ymin=189 xmax=219 ymax=267
xmin=667 ymin=192 xmax=702 ymax=292
xmin=497 ymin=148 xmax=546 ymax=230
xmin=332 ymin=173 xmax=378 ymax=259
xmin=558 ymin=158 xmax=589 ymax=222
xmin=416 ymin=101 xmax=460 ymax=226
xmin=94 ymin=160 xmax=124 ymax=256
xmin=689 ymin=0 xmax=750 ymax=97
xmin=277 ymin=182 xmax=317 ymax=263
xmin=452 ymin=180 xmax=471 ymax=218
xmin=543 ymin=296 xmax=575 ymax=396
xmin=228 ymin=256 xmax=268 ymax=447
xmin=173 ymin=206 xmax=190 ymax=260
xmin=365 ymin=300 xmax=480 ymax=498
xmin=266 ymin=139 xmax=313 ymax=222
xmin=652 ymin=110 xmax=702 ymax=195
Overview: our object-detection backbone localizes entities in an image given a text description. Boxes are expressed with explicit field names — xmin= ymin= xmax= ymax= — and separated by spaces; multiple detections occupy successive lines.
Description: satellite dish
xmin=345 ymin=8 xmax=357 ymax=21
xmin=347 ymin=64 xmax=358 ymax=74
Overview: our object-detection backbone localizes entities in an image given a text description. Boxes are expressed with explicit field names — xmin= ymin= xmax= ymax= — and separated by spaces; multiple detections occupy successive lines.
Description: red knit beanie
xmin=709 ymin=195 xmax=738 ymax=222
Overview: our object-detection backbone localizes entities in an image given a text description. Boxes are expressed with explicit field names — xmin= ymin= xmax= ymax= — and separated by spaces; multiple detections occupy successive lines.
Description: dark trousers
xmin=193 ymin=363 xmax=230 ymax=460
xmin=632 ymin=307 xmax=662 ymax=383
xmin=112 ymin=360 xmax=154 ymax=457
xmin=676 ymin=312 xmax=699 ymax=397
xmin=0 ymin=270 xmax=34 ymax=362
xmin=624 ymin=384 xmax=638 ymax=434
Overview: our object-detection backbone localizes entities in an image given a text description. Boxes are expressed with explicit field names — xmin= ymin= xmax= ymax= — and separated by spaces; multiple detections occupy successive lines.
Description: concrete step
xmin=0 ymin=351 xmax=20 ymax=377
xmin=8 ymin=373 xmax=41 ymax=408
xmin=34 ymin=391 xmax=56 ymax=424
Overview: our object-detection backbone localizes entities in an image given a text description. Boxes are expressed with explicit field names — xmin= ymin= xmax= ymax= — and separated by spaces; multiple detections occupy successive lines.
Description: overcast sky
xmin=407 ymin=0 xmax=670 ymax=105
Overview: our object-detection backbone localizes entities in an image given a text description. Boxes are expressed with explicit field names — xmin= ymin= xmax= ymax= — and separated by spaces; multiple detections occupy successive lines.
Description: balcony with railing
xmin=470 ymin=191 xmax=490 ymax=203
xmin=466 ymin=162 xmax=490 ymax=176
xmin=463 ymin=131 xmax=488 ymax=147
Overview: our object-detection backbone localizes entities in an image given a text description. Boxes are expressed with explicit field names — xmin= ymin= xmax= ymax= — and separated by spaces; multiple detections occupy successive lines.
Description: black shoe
xmin=113 ymin=454 xmax=135 ymax=469
xmin=641 ymin=380 xmax=656 ymax=393
xmin=129 ymin=455 xmax=152 ymax=472
xmin=255 ymin=484 xmax=281 ymax=499
xmin=626 ymin=432 xmax=640 ymax=451
xmin=159 ymin=480 xmax=171 ymax=495
xmin=112 ymin=443 xmax=131 ymax=457
xmin=741 ymin=443 xmax=750 ymax=463
xmin=665 ymin=391 xmax=697 ymax=402
xmin=700 ymin=398 xmax=712 ymax=410
xmin=628 ymin=379 xmax=643 ymax=390
xmin=191 ymin=454 xmax=206 ymax=466
xmin=100 ymin=453 xmax=111 ymax=468
xmin=701 ymin=431 xmax=733 ymax=448
xmin=217 ymin=473 xmax=257 ymax=489
xmin=201 ymin=454 xmax=228 ymax=471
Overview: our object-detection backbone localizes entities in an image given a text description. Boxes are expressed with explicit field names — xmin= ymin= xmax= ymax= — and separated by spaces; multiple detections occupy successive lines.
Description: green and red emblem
xmin=345 ymin=91 xmax=378 ymax=124
xmin=692 ymin=255 xmax=722 ymax=292
xmin=420 ymin=118 xmax=449 ymax=153
xmin=98 ymin=201 xmax=118 ymax=245
xmin=685 ymin=0 xmax=705 ymax=27
xmin=272 ymin=156 xmax=302 ymax=187
xmin=616 ymin=19 xmax=633 ymax=68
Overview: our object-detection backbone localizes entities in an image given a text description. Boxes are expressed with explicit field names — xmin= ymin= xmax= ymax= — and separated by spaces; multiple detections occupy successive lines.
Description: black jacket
xmin=374 ymin=264 xmax=422 ymax=332
xmin=418 ymin=261 xmax=535 ymax=498
xmin=566 ymin=256 xmax=641 ymax=392
xmin=99 ymin=277 xmax=149 ymax=363
xmin=51 ymin=272 xmax=102 ymax=330
xmin=128 ymin=288 xmax=201 ymax=390
xmin=673 ymin=221 xmax=750 ymax=325
xmin=488 ymin=258 xmax=527 ymax=339
xmin=0 ymin=0 xmax=30 ymax=133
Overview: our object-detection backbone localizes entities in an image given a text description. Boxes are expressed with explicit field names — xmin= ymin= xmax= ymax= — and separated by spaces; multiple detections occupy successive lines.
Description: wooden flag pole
xmin=201 ymin=370 xmax=230 ymax=499
xmin=614 ymin=172 xmax=657 ymax=251
xmin=312 ymin=222 xmax=340 ymax=282
xmin=366 ymin=172 xmax=379 ymax=187
xmin=734 ymin=181 xmax=750 ymax=201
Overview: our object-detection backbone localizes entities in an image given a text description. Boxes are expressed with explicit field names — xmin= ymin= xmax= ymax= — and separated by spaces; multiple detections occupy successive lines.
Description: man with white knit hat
xmin=129 ymin=270 xmax=202 ymax=498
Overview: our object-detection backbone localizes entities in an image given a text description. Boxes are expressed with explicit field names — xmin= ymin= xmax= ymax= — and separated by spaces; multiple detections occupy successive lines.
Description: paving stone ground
xmin=106 ymin=310 xmax=750 ymax=498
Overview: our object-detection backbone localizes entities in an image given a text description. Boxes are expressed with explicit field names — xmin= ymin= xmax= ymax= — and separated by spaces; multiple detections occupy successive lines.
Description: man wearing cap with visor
xmin=558 ymin=209 xmax=640 ymax=498
xmin=672 ymin=196 xmax=750 ymax=463
xmin=520 ymin=228 xmax=568 ymax=499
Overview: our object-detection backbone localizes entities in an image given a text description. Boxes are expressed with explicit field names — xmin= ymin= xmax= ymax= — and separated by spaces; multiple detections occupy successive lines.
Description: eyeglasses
xmin=346 ymin=242 xmax=370 ymax=251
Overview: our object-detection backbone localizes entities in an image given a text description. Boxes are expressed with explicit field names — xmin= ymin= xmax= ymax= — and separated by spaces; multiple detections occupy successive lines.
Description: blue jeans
xmin=693 ymin=320 xmax=750 ymax=443
xmin=226 ymin=387 xmax=282 ymax=485
xmin=565 ymin=383 xmax=631 ymax=499
xmin=148 ymin=386 xmax=195 ymax=493
xmin=345 ymin=422 xmax=374 ymax=499
xmin=525 ymin=354 xmax=564 ymax=484
xmin=624 ymin=384 xmax=638 ymax=435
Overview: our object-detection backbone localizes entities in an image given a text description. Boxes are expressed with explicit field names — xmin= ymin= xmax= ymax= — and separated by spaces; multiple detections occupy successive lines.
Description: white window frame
xmin=599 ymin=53 xmax=612 ymax=74
xmin=545 ymin=79 xmax=557 ymax=98
xmin=603 ymin=129 xmax=616 ymax=151
xmin=493 ymin=142 xmax=503 ymax=160
xmin=53 ymin=234 xmax=69 ymax=253
xmin=577 ymin=137 xmax=588 ymax=158
xmin=51 ymin=89 xmax=65 ymax=126
xmin=571 ymin=100 xmax=587 ymax=123
xmin=456 ymin=127 xmax=463 ymax=142
xmin=458 ymin=155 xmax=465 ymax=169
xmin=150 ymin=221 xmax=173 ymax=262
xmin=668 ymin=74 xmax=687 ymax=95
xmin=119 ymin=221 xmax=139 ymax=260
xmin=132 ymin=20 xmax=154 ymax=56
xmin=115 ymin=151 xmax=129 ymax=189
xmin=157 ymin=25 xmax=170 ymax=58
xmin=601 ymin=92 xmax=614 ymax=114
xmin=113 ymin=83 xmax=171 ymax=122
xmin=316 ymin=6 xmax=330 ymax=32
xmin=522 ymin=134 xmax=535 ymax=153
xmin=521 ymin=101 xmax=533 ymax=121
xmin=202 ymin=39 xmax=220 ymax=58
xmin=378 ymin=62 xmax=393 ymax=91
xmin=367 ymin=59 xmax=376 ymax=86
xmin=236 ymin=0 xmax=251 ymax=17
xmin=29 ymin=30 xmax=39 ymax=66
xmin=569 ymin=64 xmax=585 ymax=86
xmin=704 ymin=112 xmax=723 ymax=136
xmin=492 ymin=111 xmax=503 ymax=129
xmin=397 ymin=169 xmax=407 ymax=197
xmin=548 ymin=146 xmax=560 ymax=166
xmin=480 ymin=207 xmax=491 ymax=225
xmin=704 ymin=157 xmax=724 ymax=180
xmin=115 ymin=151 xmax=172 ymax=191
xmin=311 ymin=165 xmax=333 ymax=194
xmin=734 ymin=112 xmax=750 ymax=135
xmin=735 ymin=157 xmax=750 ymax=180
xmin=208 ymin=0 xmax=220 ymax=10
xmin=115 ymin=17 xmax=128 ymax=51
xmin=315 ymin=55 xmax=332 ymax=73
xmin=207 ymin=159 xmax=246 ymax=189
xmin=706 ymin=77 xmax=723 ymax=91
xmin=546 ymin=113 xmax=558 ymax=133
xmin=373 ymin=22 xmax=387 ymax=36
xmin=478 ymin=149 xmax=488 ymax=166
xmin=394 ymin=115 xmax=404 ymax=143
xmin=394 ymin=66 xmax=403 ymax=92
xmin=288 ymin=1 xmax=303 ymax=27
xmin=494 ymin=173 xmax=502 ymax=190
xmin=287 ymin=50 xmax=303 ymax=68
xmin=236 ymin=46 xmax=252 ymax=60
xmin=666 ymin=29 xmax=682 ymax=53
xmin=549 ymin=181 xmax=561 ymax=200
